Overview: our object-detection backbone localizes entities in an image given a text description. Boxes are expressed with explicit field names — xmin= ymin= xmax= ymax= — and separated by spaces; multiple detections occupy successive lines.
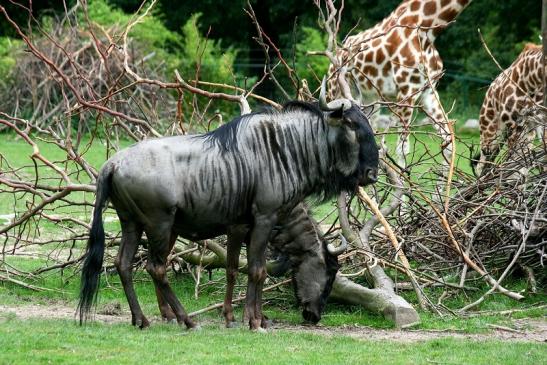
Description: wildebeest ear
xmin=330 ymin=106 xmax=345 ymax=119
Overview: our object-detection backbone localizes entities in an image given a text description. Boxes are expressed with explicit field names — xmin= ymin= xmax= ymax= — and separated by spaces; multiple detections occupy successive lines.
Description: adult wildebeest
xmin=222 ymin=203 xmax=347 ymax=328
xmin=79 ymin=84 xmax=379 ymax=330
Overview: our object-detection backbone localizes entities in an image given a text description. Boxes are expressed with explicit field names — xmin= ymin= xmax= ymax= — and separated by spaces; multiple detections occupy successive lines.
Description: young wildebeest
xmin=222 ymin=203 xmax=347 ymax=328
xmin=79 ymin=88 xmax=379 ymax=330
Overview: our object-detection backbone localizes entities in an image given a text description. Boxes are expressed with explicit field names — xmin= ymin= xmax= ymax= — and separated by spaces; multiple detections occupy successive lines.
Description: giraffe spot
xmin=376 ymin=79 xmax=384 ymax=90
xmin=410 ymin=37 xmax=422 ymax=51
xmin=511 ymin=111 xmax=519 ymax=121
xmin=400 ymin=85 xmax=409 ymax=95
xmin=503 ymin=87 xmax=513 ymax=100
xmin=441 ymin=0 xmax=451 ymax=7
xmin=385 ymin=30 xmax=402 ymax=53
xmin=400 ymin=14 xmax=419 ymax=26
xmin=399 ymin=43 xmax=413 ymax=66
xmin=439 ymin=8 xmax=458 ymax=22
xmin=372 ymin=39 xmax=381 ymax=47
xmin=404 ymin=28 xmax=413 ymax=38
xmin=375 ymin=50 xmax=386 ymax=64
xmin=382 ymin=63 xmax=391 ymax=77
xmin=429 ymin=55 xmax=441 ymax=70
xmin=363 ymin=65 xmax=378 ymax=77
xmin=506 ymin=97 xmax=515 ymax=110
xmin=409 ymin=75 xmax=421 ymax=84
xmin=501 ymin=113 xmax=510 ymax=122
xmin=511 ymin=70 xmax=520 ymax=83
xmin=365 ymin=52 xmax=374 ymax=63
xmin=423 ymin=1 xmax=437 ymax=16
xmin=421 ymin=18 xmax=434 ymax=28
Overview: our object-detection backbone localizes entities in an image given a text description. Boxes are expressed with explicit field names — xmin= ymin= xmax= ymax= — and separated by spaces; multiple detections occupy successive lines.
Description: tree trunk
xmin=178 ymin=239 xmax=419 ymax=328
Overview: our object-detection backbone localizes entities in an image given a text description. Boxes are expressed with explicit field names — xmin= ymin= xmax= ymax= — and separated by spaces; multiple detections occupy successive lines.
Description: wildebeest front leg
xmin=223 ymin=227 xmax=245 ymax=328
xmin=245 ymin=214 xmax=276 ymax=330
xmin=115 ymin=220 xmax=150 ymax=329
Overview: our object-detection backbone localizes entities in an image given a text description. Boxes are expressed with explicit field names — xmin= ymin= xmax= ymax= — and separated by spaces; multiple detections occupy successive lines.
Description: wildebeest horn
xmin=319 ymin=76 xmax=352 ymax=112
xmin=327 ymin=233 xmax=349 ymax=256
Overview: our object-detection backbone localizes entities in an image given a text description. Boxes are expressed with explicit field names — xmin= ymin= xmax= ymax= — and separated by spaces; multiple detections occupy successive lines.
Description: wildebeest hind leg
xmin=115 ymin=220 xmax=149 ymax=328
xmin=223 ymin=227 xmax=245 ymax=328
xmin=145 ymin=226 xmax=196 ymax=330
xmin=153 ymin=231 xmax=177 ymax=323
xmin=154 ymin=286 xmax=176 ymax=323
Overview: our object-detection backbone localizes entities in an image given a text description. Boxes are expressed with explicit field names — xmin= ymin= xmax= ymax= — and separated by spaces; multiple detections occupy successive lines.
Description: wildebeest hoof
xmin=252 ymin=327 xmax=267 ymax=334
xmin=138 ymin=321 xmax=150 ymax=329
xmin=261 ymin=319 xmax=273 ymax=329
xmin=226 ymin=321 xmax=239 ymax=329
xmin=133 ymin=316 xmax=150 ymax=329
xmin=188 ymin=325 xmax=202 ymax=331
xmin=162 ymin=316 xmax=177 ymax=324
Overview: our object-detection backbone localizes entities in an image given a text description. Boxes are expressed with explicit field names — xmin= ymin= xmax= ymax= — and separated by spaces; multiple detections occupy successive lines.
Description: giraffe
xmin=475 ymin=43 xmax=546 ymax=176
xmin=328 ymin=0 xmax=471 ymax=168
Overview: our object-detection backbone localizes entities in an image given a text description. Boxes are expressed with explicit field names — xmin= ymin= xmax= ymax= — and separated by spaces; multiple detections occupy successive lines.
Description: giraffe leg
xmin=421 ymin=88 xmax=455 ymax=201
xmin=394 ymin=92 xmax=417 ymax=170
xmin=422 ymin=89 xmax=452 ymax=165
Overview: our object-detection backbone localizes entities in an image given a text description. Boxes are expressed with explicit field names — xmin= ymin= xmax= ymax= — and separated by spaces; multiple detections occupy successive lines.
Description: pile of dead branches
xmin=398 ymin=134 xmax=546 ymax=290
xmin=0 ymin=6 xmax=176 ymax=136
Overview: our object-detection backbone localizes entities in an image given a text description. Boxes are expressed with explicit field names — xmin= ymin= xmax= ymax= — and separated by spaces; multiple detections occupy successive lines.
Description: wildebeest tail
xmin=78 ymin=165 xmax=112 ymax=324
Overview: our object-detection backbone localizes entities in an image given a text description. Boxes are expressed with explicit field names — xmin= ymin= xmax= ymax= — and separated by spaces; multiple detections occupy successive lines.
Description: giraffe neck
xmin=389 ymin=0 xmax=472 ymax=40
xmin=514 ymin=44 xmax=544 ymax=90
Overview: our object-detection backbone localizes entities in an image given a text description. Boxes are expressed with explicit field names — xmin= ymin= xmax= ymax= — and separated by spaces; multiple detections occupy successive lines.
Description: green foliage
xmin=294 ymin=27 xmax=329 ymax=90
xmin=0 ymin=37 xmax=21 ymax=85
xmin=177 ymin=13 xmax=238 ymax=84
xmin=84 ymin=0 xmax=179 ymax=72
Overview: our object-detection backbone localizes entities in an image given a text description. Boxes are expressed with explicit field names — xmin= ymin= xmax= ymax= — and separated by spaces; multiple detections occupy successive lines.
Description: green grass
xmin=0 ymin=317 xmax=544 ymax=365
xmin=1 ymin=255 xmax=545 ymax=331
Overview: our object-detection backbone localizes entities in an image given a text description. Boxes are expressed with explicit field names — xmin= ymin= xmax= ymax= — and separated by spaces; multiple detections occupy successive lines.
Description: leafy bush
xmin=294 ymin=26 xmax=329 ymax=92
xmin=0 ymin=37 xmax=21 ymax=87
xmin=0 ymin=0 xmax=247 ymax=131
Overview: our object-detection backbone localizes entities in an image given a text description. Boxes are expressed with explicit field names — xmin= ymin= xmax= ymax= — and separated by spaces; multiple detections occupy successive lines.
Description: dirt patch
xmin=0 ymin=303 xmax=545 ymax=342
xmin=275 ymin=320 xmax=547 ymax=343
xmin=0 ymin=303 xmax=130 ymax=324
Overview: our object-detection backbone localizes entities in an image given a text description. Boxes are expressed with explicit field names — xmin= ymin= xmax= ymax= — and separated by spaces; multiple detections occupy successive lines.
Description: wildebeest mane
xmin=198 ymin=101 xmax=374 ymax=207
xmin=201 ymin=113 xmax=247 ymax=152
xmin=202 ymin=101 xmax=324 ymax=152
xmin=282 ymin=100 xmax=324 ymax=121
